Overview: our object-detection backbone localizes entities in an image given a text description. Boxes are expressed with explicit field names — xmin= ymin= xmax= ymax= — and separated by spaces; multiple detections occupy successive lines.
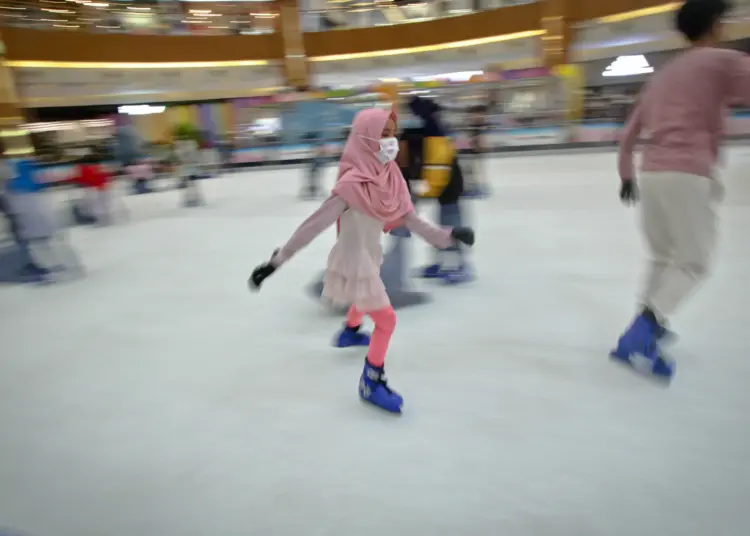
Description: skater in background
xmin=1 ymin=149 xmax=83 ymax=282
xmin=612 ymin=0 xmax=750 ymax=380
xmin=67 ymin=154 xmax=113 ymax=225
xmin=113 ymin=113 xmax=143 ymax=170
xmin=197 ymin=130 xmax=219 ymax=179
xmin=217 ymin=135 xmax=234 ymax=171
xmin=409 ymin=96 xmax=473 ymax=284
xmin=174 ymin=132 xmax=204 ymax=207
xmin=127 ymin=157 xmax=154 ymax=195
xmin=464 ymin=104 xmax=489 ymax=198
xmin=0 ymin=151 xmax=49 ymax=280
xmin=249 ymin=108 xmax=475 ymax=413
xmin=302 ymin=131 xmax=325 ymax=200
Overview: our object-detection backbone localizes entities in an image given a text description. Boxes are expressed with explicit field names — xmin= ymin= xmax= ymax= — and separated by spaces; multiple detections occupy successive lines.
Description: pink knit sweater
xmin=619 ymin=47 xmax=750 ymax=181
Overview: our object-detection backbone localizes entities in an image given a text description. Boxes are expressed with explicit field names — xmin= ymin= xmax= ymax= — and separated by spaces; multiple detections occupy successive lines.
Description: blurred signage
xmin=502 ymin=67 xmax=551 ymax=80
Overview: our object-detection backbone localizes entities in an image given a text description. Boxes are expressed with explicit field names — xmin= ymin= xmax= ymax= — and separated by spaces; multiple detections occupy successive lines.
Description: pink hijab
xmin=332 ymin=108 xmax=414 ymax=226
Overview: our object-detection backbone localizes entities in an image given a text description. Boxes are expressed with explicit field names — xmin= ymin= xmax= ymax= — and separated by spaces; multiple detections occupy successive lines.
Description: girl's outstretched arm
xmin=403 ymin=211 xmax=454 ymax=249
xmin=272 ymin=195 xmax=347 ymax=267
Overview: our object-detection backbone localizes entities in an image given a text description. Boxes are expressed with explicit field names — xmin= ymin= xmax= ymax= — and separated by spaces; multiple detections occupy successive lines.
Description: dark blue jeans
xmin=439 ymin=203 xmax=462 ymax=261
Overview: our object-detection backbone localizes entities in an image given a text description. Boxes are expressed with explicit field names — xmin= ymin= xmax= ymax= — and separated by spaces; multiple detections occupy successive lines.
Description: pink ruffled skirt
xmin=321 ymin=244 xmax=389 ymax=312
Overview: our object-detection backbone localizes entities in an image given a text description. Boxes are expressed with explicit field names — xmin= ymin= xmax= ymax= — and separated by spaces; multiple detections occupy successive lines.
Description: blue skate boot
xmin=359 ymin=359 xmax=403 ymax=414
xmin=417 ymin=263 xmax=442 ymax=279
xmin=610 ymin=310 xmax=675 ymax=381
xmin=334 ymin=324 xmax=371 ymax=348
xmin=19 ymin=263 xmax=51 ymax=284
xmin=441 ymin=264 xmax=475 ymax=285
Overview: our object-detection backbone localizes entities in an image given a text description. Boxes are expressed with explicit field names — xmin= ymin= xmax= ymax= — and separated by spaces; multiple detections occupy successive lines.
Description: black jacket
xmin=406 ymin=97 xmax=464 ymax=205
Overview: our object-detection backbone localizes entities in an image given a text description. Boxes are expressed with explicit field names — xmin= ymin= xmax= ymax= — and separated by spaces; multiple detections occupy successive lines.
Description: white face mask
xmin=376 ymin=136 xmax=399 ymax=164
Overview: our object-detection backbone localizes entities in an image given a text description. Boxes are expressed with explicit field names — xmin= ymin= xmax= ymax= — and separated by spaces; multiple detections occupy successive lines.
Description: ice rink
xmin=2 ymin=149 xmax=750 ymax=536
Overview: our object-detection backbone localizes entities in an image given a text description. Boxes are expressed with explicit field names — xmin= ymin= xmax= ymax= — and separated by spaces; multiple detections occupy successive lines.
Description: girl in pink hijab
xmin=250 ymin=107 xmax=475 ymax=414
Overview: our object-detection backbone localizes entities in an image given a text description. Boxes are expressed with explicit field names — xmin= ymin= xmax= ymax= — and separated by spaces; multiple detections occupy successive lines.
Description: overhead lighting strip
xmin=310 ymin=30 xmax=544 ymax=62
xmin=592 ymin=3 xmax=680 ymax=24
xmin=6 ymin=59 xmax=270 ymax=69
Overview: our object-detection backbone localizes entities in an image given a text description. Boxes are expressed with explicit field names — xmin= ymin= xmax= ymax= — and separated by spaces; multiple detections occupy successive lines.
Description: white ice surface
xmin=2 ymin=150 xmax=750 ymax=536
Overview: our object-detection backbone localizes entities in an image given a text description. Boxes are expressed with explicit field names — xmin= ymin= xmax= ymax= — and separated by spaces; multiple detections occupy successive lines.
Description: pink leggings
xmin=346 ymin=304 xmax=397 ymax=367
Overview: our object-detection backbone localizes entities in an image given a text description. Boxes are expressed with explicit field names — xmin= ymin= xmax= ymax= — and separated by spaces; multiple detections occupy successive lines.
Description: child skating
xmin=249 ymin=108 xmax=475 ymax=413
xmin=612 ymin=0 xmax=750 ymax=381
xmin=174 ymin=133 xmax=204 ymax=207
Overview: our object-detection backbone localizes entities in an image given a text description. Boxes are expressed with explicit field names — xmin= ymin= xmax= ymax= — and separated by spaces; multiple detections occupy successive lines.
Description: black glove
xmin=248 ymin=250 xmax=279 ymax=291
xmin=620 ymin=179 xmax=638 ymax=205
xmin=451 ymin=227 xmax=475 ymax=247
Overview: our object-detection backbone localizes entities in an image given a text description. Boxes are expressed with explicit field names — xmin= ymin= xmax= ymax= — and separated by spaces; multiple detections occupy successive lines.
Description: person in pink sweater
xmin=249 ymin=108 xmax=475 ymax=413
xmin=613 ymin=0 xmax=750 ymax=381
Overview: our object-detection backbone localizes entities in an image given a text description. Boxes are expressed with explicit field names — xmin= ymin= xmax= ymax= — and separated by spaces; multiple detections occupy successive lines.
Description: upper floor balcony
xmin=0 ymin=0 xmax=540 ymax=36
xmin=0 ymin=0 xmax=668 ymax=37
xmin=1 ymin=0 xmax=724 ymax=107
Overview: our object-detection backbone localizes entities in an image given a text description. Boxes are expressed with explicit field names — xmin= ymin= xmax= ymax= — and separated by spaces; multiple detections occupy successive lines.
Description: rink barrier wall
xmin=35 ymin=113 xmax=750 ymax=185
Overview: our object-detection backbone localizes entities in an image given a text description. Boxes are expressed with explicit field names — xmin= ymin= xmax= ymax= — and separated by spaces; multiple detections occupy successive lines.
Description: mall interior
xmin=2 ymin=2 xmax=750 ymax=536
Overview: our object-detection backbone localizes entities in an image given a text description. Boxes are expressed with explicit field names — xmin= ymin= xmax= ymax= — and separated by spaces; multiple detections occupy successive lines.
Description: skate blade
xmin=359 ymin=396 xmax=403 ymax=416
xmin=609 ymin=351 xmax=673 ymax=387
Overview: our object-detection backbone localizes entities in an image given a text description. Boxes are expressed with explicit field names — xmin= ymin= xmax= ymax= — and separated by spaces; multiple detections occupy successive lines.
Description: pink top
xmin=273 ymin=196 xmax=453 ymax=267
xmin=273 ymin=195 xmax=454 ymax=310
xmin=619 ymin=47 xmax=750 ymax=181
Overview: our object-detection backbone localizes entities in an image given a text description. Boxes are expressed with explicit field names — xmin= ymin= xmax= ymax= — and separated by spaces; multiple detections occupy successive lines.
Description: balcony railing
xmin=0 ymin=0 xmax=537 ymax=35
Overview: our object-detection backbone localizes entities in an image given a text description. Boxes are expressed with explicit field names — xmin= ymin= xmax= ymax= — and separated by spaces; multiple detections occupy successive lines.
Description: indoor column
xmin=0 ymin=34 xmax=30 ymax=156
xmin=277 ymin=0 xmax=310 ymax=89
xmin=540 ymin=0 xmax=573 ymax=69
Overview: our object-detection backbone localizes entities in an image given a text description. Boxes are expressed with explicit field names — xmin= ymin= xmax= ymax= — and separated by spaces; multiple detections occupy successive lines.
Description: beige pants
xmin=639 ymin=171 xmax=721 ymax=320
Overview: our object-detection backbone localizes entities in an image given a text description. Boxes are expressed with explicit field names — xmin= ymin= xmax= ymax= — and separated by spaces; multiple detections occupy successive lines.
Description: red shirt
xmin=70 ymin=164 xmax=110 ymax=190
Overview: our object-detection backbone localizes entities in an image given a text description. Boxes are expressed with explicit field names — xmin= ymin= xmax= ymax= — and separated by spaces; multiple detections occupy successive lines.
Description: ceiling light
xmin=602 ymin=55 xmax=654 ymax=77
xmin=118 ymin=105 xmax=166 ymax=116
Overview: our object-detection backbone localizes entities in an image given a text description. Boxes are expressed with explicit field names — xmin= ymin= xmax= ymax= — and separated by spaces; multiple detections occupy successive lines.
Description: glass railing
xmin=0 ymin=0 xmax=278 ymax=35
xmin=301 ymin=0 xmax=538 ymax=32
xmin=0 ymin=0 xmax=537 ymax=35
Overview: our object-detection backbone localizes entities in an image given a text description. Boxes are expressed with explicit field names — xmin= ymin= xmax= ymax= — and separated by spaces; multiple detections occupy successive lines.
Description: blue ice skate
xmin=441 ymin=264 xmax=475 ymax=285
xmin=334 ymin=325 xmax=371 ymax=348
xmin=417 ymin=263 xmax=442 ymax=279
xmin=20 ymin=267 xmax=53 ymax=285
xmin=359 ymin=360 xmax=403 ymax=414
xmin=610 ymin=314 xmax=675 ymax=381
